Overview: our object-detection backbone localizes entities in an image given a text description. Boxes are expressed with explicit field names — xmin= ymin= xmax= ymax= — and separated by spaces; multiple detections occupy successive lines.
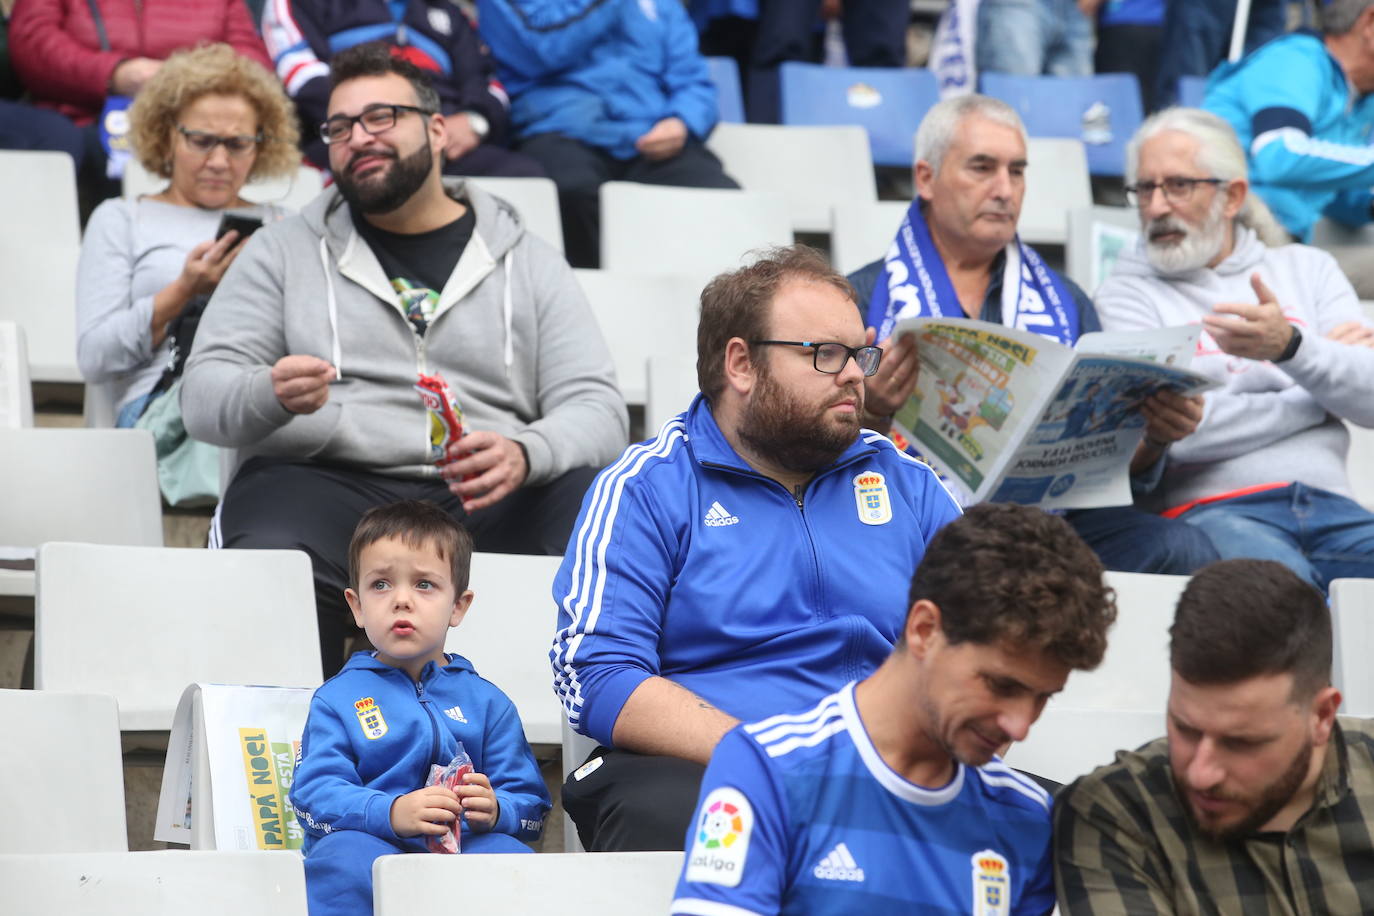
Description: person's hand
xmin=271 ymin=355 xmax=336 ymax=414
xmin=389 ymin=785 xmax=463 ymax=838
xmin=1203 ymin=273 xmax=1296 ymax=361
xmin=110 ymin=57 xmax=162 ymax=96
xmin=863 ymin=329 xmax=918 ymax=425
xmin=442 ymin=113 xmax=481 ymax=161
xmin=1140 ymin=389 xmax=1204 ymax=447
xmin=178 ymin=230 xmax=250 ymax=298
xmin=1327 ymin=320 xmax=1374 ymax=349
xmin=454 ymin=772 xmax=500 ymax=832
xmin=634 ymin=117 xmax=688 ymax=161
xmin=440 ymin=430 xmax=529 ymax=512
xmin=1076 ymin=0 xmax=1106 ymax=18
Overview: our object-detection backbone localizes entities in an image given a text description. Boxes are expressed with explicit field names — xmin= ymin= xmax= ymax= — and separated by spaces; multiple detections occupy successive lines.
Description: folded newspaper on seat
xmin=888 ymin=317 xmax=1217 ymax=510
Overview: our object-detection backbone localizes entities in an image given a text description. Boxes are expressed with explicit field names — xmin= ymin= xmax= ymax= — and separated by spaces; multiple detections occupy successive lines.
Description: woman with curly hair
xmin=76 ymin=43 xmax=301 ymax=430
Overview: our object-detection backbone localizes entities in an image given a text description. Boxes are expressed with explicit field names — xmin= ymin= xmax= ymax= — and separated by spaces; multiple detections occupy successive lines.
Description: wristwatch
xmin=1275 ymin=325 xmax=1302 ymax=363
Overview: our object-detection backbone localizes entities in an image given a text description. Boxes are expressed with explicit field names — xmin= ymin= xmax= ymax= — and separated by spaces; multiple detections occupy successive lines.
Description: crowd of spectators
xmin=4 ymin=1 xmax=1374 ymax=914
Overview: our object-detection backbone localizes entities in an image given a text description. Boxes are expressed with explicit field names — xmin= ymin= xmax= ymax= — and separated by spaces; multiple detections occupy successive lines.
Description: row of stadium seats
xmin=1 ymin=843 xmax=681 ymax=914
xmin=707 ymin=57 xmax=1148 ymax=176
xmin=5 ymin=564 xmax=1374 ymax=855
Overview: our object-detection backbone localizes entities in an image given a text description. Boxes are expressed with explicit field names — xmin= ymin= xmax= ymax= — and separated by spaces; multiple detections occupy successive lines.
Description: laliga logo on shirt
xmin=685 ymin=788 xmax=753 ymax=888
xmin=971 ymin=849 xmax=1010 ymax=916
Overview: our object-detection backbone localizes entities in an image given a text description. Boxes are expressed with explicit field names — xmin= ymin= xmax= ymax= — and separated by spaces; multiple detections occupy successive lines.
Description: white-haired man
xmin=1096 ymin=106 xmax=1374 ymax=592
xmin=849 ymin=93 xmax=1219 ymax=577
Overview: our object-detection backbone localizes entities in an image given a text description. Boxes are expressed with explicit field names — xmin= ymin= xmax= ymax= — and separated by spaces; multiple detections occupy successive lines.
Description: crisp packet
xmin=424 ymin=742 xmax=475 ymax=854
xmin=415 ymin=371 xmax=466 ymax=465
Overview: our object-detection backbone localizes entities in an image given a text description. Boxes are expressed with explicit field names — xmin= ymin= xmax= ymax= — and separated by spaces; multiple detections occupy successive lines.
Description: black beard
xmin=1181 ymin=739 xmax=1312 ymax=842
xmin=737 ymin=362 xmax=861 ymax=474
xmin=335 ymin=141 xmax=433 ymax=215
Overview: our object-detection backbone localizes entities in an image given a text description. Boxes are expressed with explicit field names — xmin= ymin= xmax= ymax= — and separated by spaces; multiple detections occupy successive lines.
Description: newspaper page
xmin=890 ymin=317 xmax=1076 ymax=505
xmin=988 ymin=355 xmax=1216 ymax=509
xmin=155 ymin=684 xmax=313 ymax=850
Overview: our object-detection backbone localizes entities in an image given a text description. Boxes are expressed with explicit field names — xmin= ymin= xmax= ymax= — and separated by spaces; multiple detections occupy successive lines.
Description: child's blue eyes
xmin=367 ymin=579 xmax=435 ymax=591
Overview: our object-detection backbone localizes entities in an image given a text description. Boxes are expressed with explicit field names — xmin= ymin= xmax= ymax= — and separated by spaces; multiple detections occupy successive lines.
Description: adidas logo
xmin=813 ymin=842 xmax=865 ymax=882
xmin=704 ymin=500 xmax=740 ymax=527
xmin=443 ymin=705 xmax=467 ymax=723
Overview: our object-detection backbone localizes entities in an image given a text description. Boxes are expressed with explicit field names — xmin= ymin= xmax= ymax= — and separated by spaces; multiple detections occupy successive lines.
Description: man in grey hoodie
xmin=182 ymin=43 xmax=627 ymax=674
xmin=1096 ymin=107 xmax=1374 ymax=594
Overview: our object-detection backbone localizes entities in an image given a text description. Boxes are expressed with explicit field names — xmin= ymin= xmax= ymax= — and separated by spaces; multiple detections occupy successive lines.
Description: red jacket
xmin=9 ymin=0 xmax=272 ymax=125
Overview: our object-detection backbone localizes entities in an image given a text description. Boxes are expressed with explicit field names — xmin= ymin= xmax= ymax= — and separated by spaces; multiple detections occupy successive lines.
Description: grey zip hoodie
xmin=1095 ymin=226 xmax=1374 ymax=512
xmin=181 ymin=179 xmax=628 ymax=484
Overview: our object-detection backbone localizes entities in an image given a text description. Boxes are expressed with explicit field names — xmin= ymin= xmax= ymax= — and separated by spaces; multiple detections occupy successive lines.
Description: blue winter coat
xmin=475 ymin=0 xmax=719 ymax=158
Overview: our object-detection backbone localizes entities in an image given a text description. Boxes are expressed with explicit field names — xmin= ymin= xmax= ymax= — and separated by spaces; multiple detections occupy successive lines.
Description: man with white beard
xmin=1095 ymin=107 xmax=1374 ymax=592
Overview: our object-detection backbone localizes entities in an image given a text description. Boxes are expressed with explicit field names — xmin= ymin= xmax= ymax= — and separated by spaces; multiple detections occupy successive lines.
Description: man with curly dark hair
xmin=671 ymin=502 xmax=1117 ymax=916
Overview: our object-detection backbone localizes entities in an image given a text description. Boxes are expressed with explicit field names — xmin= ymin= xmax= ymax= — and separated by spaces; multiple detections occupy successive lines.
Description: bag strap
xmin=84 ymin=0 xmax=110 ymax=52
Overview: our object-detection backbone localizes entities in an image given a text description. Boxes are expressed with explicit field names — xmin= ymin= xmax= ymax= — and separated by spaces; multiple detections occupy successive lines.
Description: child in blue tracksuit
xmin=290 ymin=500 xmax=552 ymax=915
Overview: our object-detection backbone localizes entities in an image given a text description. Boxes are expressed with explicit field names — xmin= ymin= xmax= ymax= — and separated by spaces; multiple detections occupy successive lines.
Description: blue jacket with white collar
xmin=551 ymin=394 xmax=963 ymax=747
xmin=291 ymin=651 xmax=551 ymax=851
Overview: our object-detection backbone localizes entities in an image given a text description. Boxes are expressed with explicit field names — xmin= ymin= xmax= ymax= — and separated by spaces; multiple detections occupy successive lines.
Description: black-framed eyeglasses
xmin=751 ymin=340 xmax=884 ymax=376
xmin=320 ymin=104 xmax=434 ymax=144
xmin=1124 ymin=176 xmax=1225 ymax=208
xmin=177 ymin=125 xmax=262 ymax=157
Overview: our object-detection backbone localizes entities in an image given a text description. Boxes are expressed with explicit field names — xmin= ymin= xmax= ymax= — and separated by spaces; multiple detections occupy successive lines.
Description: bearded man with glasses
xmin=552 ymin=244 xmax=963 ymax=852
xmin=1095 ymin=106 xmax=1374 ymax=594
xmin=181 ymin=41 xmax=627 ymax=677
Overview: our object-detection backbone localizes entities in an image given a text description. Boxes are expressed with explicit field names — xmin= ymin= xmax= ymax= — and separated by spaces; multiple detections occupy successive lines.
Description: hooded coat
xmin=181 ymin=179 xmax=628 ymax=484
xmin=1094 ymin=226 xmax=1374 ymax=512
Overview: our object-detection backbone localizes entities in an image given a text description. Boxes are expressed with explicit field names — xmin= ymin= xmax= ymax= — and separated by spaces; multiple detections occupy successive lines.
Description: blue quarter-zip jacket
xmin=291 ymin=652 xmax=551 ymax=850
xmin=1205 ymin=30 xmax=1374 ymax=240
xmin=551 ymin=395 xmax=963 ymax=747
xmin=475 ymin=0 xmax=719 ymax=159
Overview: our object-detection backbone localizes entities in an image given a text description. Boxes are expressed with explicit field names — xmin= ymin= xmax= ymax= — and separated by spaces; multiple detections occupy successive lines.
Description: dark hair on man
xmin=908 ymin=503 xmax=1117 ymax=670
xmin=1171 ymin=559 xmax=1331 ymax=701
xmin=696 ymin=244 xmax=857 ymax=402
xmin=329 ymin=41 xmax=441 ymax=113
xmin=347 ymin=500 xmax=474 ymax=594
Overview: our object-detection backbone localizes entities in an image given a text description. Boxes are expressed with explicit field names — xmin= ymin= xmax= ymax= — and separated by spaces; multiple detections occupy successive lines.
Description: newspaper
xmin=155 ymin=683 xmax=312 ymax=850
xmin=889 ymin=318 xmax=1216 ymax=510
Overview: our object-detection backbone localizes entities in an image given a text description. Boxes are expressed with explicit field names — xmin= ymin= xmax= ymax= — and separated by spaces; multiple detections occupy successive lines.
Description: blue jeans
xmin=977 ymin=0 xmax=1094 ymax=77
xmin=1064 ymin=506 xmax=1220 ymax=575
xmin=1180 ymin=483 xmax=1374 ymax=593
xmin=304 ymin=829 xmax=531 ymax=916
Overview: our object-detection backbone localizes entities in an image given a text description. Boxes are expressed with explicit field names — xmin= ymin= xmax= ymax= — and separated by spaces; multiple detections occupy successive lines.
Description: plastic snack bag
xmin=415 ymin=371 xmax=466 ymax=465
xmin=424 ymin=743 xmax=475 ymax=854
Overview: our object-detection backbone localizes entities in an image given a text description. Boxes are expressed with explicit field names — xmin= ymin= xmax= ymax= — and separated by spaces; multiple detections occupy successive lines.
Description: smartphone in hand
xmin=216 ymin=211 xmax=264 ymax=241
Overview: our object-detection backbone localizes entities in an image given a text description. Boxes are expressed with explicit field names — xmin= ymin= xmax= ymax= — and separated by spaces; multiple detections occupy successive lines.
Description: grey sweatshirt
xmin=181 ymin=179 xmax=628 ymax=484
xmin=1095 ymin=226 xmax=1374 ymax=511
xmin=76 ymin=197 xmax=281 ymax=414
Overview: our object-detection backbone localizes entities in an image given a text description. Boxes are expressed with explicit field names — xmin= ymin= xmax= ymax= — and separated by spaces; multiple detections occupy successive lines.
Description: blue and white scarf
xmin=865 ymin=198 xmax=1079 ymax=346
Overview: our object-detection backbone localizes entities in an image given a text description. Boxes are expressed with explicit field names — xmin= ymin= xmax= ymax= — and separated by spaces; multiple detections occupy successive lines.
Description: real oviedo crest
xmin=852 ymin=470 xmax=893 ymax=526
xmin=354 ymin=696 xmax=388 ymax=740
xmin=971 ymin=849 xmax=1010 ymax=916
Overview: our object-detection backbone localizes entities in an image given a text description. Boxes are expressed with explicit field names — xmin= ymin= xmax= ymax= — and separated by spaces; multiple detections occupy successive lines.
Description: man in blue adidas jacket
xmin=553 ymin=245 xmax=963 ymax=851
xmin=1204 ymin=0 xmax=1374 ymax=296
xmin=671 ymin=503 xmax=1117 ymax=916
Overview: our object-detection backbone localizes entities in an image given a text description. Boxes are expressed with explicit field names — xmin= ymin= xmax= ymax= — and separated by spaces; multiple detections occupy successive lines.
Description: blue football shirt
xmin=671 ymin=683 xmax=1055 ymax=916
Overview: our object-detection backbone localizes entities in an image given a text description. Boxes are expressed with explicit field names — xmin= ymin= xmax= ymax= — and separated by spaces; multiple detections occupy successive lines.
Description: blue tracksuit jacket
xmin=291 ymin=651 xmax=551 ymax=850
xmin=551 ymin=394 xmax=963 ymax=747
xmin=475 ymin=0 xmax=719 ymax=158
xmin=1205 ymin=30 xmax=1374 ymax=240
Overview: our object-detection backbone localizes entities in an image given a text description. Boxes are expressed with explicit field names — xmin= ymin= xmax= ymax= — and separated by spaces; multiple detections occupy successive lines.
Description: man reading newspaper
xmin=849 ymin=94 xmax=1218 ymax=575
